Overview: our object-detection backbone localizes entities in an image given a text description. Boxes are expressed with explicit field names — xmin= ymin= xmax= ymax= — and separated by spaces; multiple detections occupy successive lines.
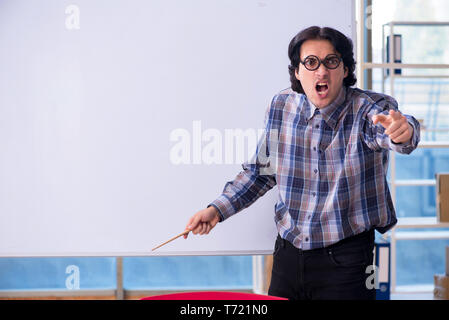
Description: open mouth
xmin=315 ymin=82 xmax=329 ymax=96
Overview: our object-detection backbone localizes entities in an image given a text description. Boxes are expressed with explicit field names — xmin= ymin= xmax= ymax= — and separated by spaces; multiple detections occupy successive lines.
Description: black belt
xmin=277 ymin=229 xmax=374 ymax=255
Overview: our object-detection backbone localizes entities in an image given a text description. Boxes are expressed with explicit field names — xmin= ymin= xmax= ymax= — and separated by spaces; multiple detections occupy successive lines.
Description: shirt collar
xmin=306 ymin=86 xmax=348 ymax=130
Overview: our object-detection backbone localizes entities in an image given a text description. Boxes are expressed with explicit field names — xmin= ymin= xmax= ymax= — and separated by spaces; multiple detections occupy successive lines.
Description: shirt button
xmin=307 ymin=215 xmax=311 ymax=220
xmin=315 ymin=125 xmax=319 ymax=129
xmin=314 ymin=169 xmax=318 ymax=174
xmin=312 ymin=192 xmax=316 ymax=197
xmin=313 ymin=146 xmax=316 ymax=151
xmin=305 ymin=237 xmax=309 ymax=242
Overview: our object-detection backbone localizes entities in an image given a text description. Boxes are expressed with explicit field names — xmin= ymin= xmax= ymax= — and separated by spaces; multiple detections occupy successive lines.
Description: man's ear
xmin=344 ymin=66 xmax=348 ymax=78
xmin=295 ymin=67 xmax=300 ymax=81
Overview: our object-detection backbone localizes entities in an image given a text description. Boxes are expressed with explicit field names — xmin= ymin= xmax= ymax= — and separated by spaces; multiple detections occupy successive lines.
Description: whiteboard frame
xmin=0 ymin=0 xmax=356 ymax=257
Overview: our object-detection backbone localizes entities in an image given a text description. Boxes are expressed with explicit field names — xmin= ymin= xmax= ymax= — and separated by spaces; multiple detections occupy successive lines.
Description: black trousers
xmin=268 ymin=230 xmax=376 ymax=300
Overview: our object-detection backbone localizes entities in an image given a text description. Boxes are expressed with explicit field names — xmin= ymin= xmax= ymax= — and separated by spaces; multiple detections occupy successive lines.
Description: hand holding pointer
xmin=151 ymin=207 xmax=220 ymax=251
xmin=184 ymin=206 xmax=220 ymax=239
xmin=372 ymin=110 xmax=413 ymax=144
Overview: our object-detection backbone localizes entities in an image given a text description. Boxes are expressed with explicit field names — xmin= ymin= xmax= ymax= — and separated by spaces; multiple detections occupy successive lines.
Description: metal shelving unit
xmin=389 ymin=141 xmax=449 ymax=292
xmin=358 ymin=11 xmax=449 ymax=293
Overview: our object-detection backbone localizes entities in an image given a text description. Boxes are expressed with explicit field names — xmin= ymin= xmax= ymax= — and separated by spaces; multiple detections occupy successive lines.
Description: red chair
xmin=141 ymin=291 xmax=287 ymax=300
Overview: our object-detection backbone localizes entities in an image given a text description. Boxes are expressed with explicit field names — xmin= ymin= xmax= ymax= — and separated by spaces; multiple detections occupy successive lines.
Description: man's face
xmin=295 ymin=39 xmax=348 ymax=109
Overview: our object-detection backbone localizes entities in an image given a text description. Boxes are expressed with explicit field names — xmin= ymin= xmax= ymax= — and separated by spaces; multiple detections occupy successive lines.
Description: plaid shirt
xmin=210 ymin=86 xmax=420 ymax=250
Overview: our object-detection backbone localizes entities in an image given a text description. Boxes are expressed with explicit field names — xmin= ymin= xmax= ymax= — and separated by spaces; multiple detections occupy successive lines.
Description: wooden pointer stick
xmin=151 ymin=230 xmax=190 ymax=251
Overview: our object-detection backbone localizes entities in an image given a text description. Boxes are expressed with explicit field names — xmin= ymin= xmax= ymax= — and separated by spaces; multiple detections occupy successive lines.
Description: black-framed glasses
xmin=300 ymin=54 xmax=342 ymax=71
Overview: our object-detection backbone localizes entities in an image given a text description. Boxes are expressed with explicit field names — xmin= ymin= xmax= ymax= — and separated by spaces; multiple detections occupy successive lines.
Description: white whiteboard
xmin=0 ymin=0 xmax=355 ymax=257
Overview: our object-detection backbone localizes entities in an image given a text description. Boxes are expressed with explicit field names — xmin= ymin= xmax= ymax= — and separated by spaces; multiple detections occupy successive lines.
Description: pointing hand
xmin=372 ymin=110 xmax=413 ymax=144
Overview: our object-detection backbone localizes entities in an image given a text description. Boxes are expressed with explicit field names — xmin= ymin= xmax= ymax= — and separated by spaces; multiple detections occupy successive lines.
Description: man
xmin=184 ymin=26 xmax=420 ymax=300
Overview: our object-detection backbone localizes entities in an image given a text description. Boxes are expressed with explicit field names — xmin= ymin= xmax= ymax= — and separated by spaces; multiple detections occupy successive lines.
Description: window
xmin=366 ymin=0 xmax=449 ymax=291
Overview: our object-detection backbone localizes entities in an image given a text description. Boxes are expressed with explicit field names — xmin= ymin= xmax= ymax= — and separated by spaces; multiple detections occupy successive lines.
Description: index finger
xmin=372 ymin=114 xmax=388 ymax=125
xmin=184 ymin=214 xmax=198 ymax=239
xmin=389 ymin=109 xmax=403 ymax=120
xmin=186 ymin=214 xmax=201 ymax=231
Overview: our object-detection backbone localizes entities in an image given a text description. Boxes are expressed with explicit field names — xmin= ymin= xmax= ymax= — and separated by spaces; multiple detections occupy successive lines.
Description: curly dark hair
xmin=288 ymin=26 xmax=357 ymax=94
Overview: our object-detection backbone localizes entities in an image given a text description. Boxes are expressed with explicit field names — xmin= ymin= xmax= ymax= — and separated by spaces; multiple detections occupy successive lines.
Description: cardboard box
xmin=434 ymin=274 xmax=449 ymax=300
xmin=436 ymin=173 xmax=449 ymax=223
xmin=446 ymin=246 xmax=449 ymax=277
